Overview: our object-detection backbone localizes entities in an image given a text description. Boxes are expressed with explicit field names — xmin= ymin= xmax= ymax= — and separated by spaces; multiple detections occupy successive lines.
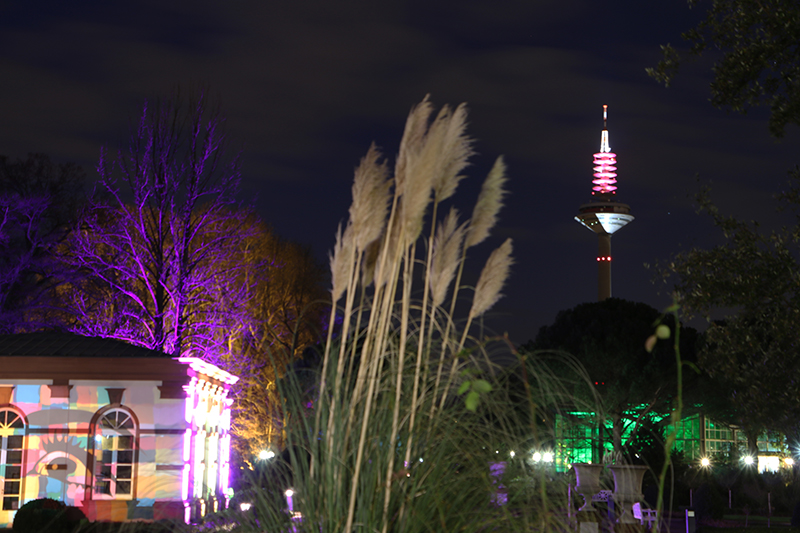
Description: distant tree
xmin=650 ymin=0 xmax=800 ymax=451
xmin=660 ymin=183 xmax=800 ymax=450
xmin=648 ymin=0 xmax=800 ymax=138
xmin=63 ymin=91 xmax=256 ymax=357
xmin=523 ymin=298 xmax=699 ymax=457
xmin=0 ymin=153 xmax=85 ymax=332
xmin=60 ymin=91 xmax=328 ymax=457
xmin=212 ymin=218 xmax=328 ymax=457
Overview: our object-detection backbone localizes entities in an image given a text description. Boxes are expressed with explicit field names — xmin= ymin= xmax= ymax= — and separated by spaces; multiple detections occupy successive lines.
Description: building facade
xmin=553 ymin=411 xmax=790 ymax=472
xmin=0 ymin=332 xmax=238 ymax=528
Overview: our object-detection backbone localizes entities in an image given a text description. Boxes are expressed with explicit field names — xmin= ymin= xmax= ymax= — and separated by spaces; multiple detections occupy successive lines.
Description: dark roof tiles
xmin=0 ymin=331 xmax=170 ymax=358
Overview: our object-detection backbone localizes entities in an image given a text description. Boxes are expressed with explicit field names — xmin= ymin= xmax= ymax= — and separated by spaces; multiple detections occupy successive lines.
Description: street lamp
xmin=259 ymin=449 xmax=275 ymax=460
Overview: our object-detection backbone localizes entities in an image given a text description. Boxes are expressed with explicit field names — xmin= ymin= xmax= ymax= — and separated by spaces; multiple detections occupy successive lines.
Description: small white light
xmin=239 ymin=502 xmax=252 ymax=511
xmin=419 ymin=457 xmax=423 ymax=463
xmin=495 ymin=450 xmax=499 ymax=454
xmin=532 ymin=452 xmax=542 ymax=462
xmin=285 ymin=489 xmax=294 ymax=498
xmin=509 ymin=450 xmax=516 ymax=458
xmin=700 ymin=457 xmax=710 ymax=467
xmin=259 ymin=450 xmax=275 ymax=460
xmin=543 ymin=452 xmax=553 ymax=463
xmin=744 ymin=456 xmax=754 ymax=465
xmin=785 ymin=457 xmax=795 ymax=466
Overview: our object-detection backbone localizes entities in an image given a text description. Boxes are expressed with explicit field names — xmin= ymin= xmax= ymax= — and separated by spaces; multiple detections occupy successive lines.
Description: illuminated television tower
xmin=575 ymin=105 xmax=634 ymax=301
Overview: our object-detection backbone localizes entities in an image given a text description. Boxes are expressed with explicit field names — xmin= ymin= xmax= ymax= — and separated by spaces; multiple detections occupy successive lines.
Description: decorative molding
xmin=28 ymin=427 xmax=91 ymax=435
xmin=48 ymin=380 xmax=73 ymax=398
xmin=158 ymin=382 xmax=186 ymax=400
xmin=0 ymin=386 xmax=14 ymax=405
xmin=106 ymin=388 xmax=125 ymax=405
xmin=140 ymin=428 xmax=186 ymax=435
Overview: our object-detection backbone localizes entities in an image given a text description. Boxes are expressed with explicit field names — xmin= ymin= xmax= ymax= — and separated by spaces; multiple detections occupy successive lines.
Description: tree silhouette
xmin=661 ymin=184 xmax=800 ymax=450
xmin=524 ymin=298 xmax=699 ymax=458
xmin=63 ymin=91 xmax=255 ymax=357
xmin=55 ymin=91 xmax=329 ymax=456
xmin=0 ymin=153 xmax=85 ymax=333
xmin=649 ymin=0 xmax=800 ymax=138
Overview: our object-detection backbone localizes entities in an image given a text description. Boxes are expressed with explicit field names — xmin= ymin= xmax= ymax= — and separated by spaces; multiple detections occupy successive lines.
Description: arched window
xmin=92 ymin=408 xmax=137 ymax=499
xmin=0 ymin=408 xmax=26 ymax=511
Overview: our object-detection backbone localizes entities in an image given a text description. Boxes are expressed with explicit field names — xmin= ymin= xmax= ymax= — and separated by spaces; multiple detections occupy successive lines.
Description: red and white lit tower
xmin=575 ymin=105 xmax=634 ymax=301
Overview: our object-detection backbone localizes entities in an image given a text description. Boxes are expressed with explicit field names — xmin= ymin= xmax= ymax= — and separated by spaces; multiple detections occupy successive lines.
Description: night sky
xmin=2 ymin=1 xmax=798 ymax=346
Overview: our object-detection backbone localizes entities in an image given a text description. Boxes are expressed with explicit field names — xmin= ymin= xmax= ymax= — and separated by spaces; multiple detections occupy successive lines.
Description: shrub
xmin=12 ymin=498 xmax=84 ymax=533
xmin=694 ymin=482 xmax=725 ymax=524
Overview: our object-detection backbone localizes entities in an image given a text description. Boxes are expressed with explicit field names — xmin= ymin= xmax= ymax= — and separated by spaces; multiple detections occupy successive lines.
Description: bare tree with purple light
xmin=57 ymin=92 xmax=329 ymax=461
xmin=63 ymin=91 xmax=256 ymax=358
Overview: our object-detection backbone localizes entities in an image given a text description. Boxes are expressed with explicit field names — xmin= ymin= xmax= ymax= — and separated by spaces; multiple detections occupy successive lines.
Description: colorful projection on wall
xmin=0 ymin=355 xmax=238 ymax=528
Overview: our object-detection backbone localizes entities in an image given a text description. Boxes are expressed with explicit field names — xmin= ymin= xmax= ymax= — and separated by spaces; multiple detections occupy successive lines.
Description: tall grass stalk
xmin=652 ymin=302 xmax=686 ymax=533
xmin=257 ymin=97 xmax=585 ymax=533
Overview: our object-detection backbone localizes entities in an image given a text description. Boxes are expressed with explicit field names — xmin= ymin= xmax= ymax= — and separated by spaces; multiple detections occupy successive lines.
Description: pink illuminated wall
xmin=178 ymin=358 xmax=237 ymax=516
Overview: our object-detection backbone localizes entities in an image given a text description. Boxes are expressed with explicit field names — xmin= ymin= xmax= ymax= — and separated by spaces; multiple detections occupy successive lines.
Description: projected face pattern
xmin=31 ymin=434 xmax=89 ymax=503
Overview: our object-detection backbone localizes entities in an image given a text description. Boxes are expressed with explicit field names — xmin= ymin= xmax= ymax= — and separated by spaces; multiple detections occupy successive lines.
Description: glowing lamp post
xmin=259 ymin=450 xmax=275 ymax=461
xmin=285 ymin=488 xmax=294 ymax=512
xmin=575 ymin=105 xmax=634 ymax=301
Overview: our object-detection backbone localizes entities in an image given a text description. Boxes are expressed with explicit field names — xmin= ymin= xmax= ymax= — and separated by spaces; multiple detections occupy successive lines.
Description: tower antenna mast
xmin=574 ymin=105 xmax=634 ymax=300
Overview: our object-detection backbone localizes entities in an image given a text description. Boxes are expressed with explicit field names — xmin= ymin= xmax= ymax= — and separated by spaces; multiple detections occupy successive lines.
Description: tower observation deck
xmin=574 ymin=105 xmax=634 ymax=301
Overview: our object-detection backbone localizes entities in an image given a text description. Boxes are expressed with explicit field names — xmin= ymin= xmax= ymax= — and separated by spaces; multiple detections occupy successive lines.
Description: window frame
xmin=0 ymin=407 xmax=27 ymax=512
xmin=88 ymin=406 xmax=139 ymax=501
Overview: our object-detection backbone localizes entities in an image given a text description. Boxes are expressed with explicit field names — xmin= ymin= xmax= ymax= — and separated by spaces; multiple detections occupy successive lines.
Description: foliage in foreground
xmin=236 ymin=97 xmax=598 ymax=532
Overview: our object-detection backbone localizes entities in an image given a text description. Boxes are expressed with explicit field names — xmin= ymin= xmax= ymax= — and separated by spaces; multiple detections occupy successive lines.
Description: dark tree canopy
xmin=524 ymin=298 xmax=699 ymax=455
xmin=0 ymin=153 xmax=85 ymax=333
xmin=662 ymin=180 xmax=800 ymax=449
xmin=649 ymin=0 xmax=800 ymax=138
xmin=650 ymin=0 xmax=800 ymax=450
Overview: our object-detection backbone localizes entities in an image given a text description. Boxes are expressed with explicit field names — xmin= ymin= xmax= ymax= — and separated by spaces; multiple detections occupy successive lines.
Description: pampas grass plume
xmin=349 ymin=143 xmax=391 ymax=251
xmin=432 ymin=103 xmax=473 ymax=202
xmin=329 ymin=222 xmax=354 ymax=302
xmin=395 ymin=96 xmax=433 ymax=196
xmin=430 ymin=207 xmax=466 ymax=307
xmin=465 ymin=156 xmax=508 ymax=249
xmin=361 ymin=237 xmax=381 ymax=287
xmin=469 ymin=237 xmax=513 ymax=318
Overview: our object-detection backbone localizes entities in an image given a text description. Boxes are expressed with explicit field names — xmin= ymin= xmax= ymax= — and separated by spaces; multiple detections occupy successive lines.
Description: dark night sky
xmin=2 ymin=0 xmax=798 ymax=345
